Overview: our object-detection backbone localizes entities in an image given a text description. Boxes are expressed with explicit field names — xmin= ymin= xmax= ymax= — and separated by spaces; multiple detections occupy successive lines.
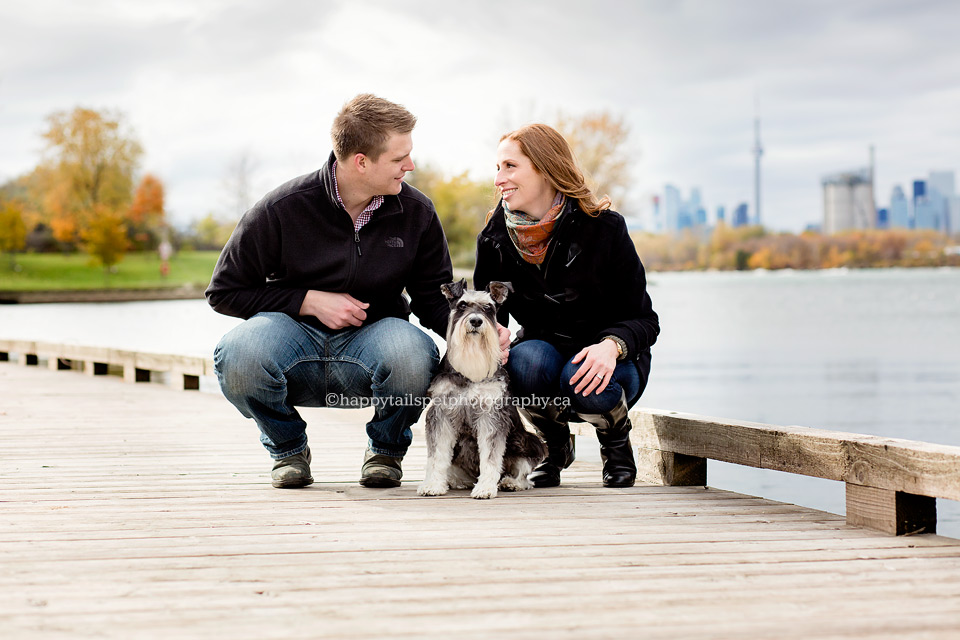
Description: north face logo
xmin=385 ymin=237 xmax=404 ymax=248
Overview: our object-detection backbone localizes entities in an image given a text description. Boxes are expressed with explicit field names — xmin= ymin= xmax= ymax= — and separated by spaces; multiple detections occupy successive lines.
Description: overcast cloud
xmin=2 ymin=0 xmax=959 ymax=231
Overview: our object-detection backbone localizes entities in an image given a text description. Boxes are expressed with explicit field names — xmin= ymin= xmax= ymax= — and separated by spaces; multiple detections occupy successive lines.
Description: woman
xmin=473 ymin=124 xmax=659 ymax=488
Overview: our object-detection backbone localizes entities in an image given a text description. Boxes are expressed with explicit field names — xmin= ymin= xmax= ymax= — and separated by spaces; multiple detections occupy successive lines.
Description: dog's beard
xmin=446 ymin=317 xmax=501 ymax=382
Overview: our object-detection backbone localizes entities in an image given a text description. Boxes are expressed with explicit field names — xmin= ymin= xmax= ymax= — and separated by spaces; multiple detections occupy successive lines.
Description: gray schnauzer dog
xmin=418 ymin=279 xmax=547 ymax=499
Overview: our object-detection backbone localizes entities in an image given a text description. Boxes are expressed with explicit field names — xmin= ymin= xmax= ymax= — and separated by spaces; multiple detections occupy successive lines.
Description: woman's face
xmin=495 ymin=138 xmax=556 ymax=219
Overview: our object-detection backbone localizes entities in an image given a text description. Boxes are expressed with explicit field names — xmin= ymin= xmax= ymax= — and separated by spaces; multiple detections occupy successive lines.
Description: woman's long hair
xmin=501 ymin=124 xmax=611 ymax=217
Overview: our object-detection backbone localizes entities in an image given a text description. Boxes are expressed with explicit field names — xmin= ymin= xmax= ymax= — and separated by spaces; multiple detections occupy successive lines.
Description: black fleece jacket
xmin=206 ymin=152 xmax=453 ymax=337
xmin=473 ymin=200 xmax=659 ymax=360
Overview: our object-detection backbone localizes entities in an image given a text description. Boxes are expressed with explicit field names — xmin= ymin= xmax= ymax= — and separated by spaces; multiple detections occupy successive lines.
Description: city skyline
xmin=2 ymin=1 xmax=960 ymax=233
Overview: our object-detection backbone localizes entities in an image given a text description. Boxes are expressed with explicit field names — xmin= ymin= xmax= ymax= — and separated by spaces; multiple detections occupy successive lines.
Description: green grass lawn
xmin=0 ymin=251 xmax=221 ymax=291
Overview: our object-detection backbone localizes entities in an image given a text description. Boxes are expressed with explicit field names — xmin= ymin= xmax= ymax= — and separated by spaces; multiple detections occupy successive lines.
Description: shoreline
xmin=0 ymin=286 xmax=206 ymax=304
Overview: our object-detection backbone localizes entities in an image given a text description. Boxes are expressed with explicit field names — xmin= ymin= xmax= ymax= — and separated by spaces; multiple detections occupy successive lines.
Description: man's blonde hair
xmin=331 ymin=94 xmax=417 ymax=162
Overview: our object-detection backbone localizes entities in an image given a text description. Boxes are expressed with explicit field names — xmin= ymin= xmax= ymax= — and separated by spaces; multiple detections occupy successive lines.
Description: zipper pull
xmin=354 ymin=231 xmax=362 ymax=256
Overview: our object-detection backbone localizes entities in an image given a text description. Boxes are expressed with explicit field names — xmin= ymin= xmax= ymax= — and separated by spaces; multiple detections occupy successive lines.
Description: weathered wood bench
xmin=3 ymin=338 xmax=956 ymax=538
xmin=573 ymin=410 xmax=958 ymax=536
xmin=0 ymin=339 xmax=213 ymax=390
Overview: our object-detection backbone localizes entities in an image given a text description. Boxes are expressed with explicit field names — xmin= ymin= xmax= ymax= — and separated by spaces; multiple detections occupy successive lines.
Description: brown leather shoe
xmin=359 ymin=447 xmax=403 ymax=488
xmin=271 ymin=447 xmax=313 ymax=488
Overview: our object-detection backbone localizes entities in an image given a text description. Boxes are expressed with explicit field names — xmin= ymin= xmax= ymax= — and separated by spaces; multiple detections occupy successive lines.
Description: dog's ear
xmin=486 ymin=281 xmax=512 ymax=305
xmin=441 ymin=278 xmax=467 ymax=302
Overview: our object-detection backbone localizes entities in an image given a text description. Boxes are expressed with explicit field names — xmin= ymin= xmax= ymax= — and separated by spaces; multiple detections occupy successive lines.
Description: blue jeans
xmin=214 ymin=313 xmax=439 ymax=459
xmin=506 ymin=340 xmax=649 ymax=415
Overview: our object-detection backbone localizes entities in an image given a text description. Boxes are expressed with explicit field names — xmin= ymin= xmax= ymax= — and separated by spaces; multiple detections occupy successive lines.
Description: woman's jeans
xmin=506 ymin=339 xmax=650 ymax=416
xmin=214 ymin=313 xmax=439 ymax=459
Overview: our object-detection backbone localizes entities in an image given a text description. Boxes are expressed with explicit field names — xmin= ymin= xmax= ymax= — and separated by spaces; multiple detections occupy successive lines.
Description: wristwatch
xmin=602 ymin=335 xmax=628 ymax=361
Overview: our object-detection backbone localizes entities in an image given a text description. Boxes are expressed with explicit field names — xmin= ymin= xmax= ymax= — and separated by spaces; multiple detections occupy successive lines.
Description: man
xmin=207 ymin=94 xmax=452 ymax=489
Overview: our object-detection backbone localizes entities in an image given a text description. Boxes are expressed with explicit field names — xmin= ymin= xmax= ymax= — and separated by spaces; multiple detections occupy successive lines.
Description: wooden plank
xmin=3 ymin=362 xmax=960 ymax=639
xmin=632 ymin=408 xmax=960 ymax=501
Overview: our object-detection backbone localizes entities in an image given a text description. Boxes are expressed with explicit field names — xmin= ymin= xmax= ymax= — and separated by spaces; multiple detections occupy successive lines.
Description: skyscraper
xmin=913 ymin=180 xmax=926 ymax=206
xmin=889 ymin=185 xmax=911 ymax=229
xmin=877 ymin=208 xmax=889 ymax=229
xmin=663 ymin=184 xmax=681 ymax=234
xmin=949 ymin=196 xmax=960 ymax=234
xmin=733 ymin=203 xmax=749 ymax=228
xmin=928 ymin=171 xmax=956 ymax=233
xmin=928 ymin=171 xmax=955 ymax=199
xmin=912 ymin=179 xmax=940 ymax=231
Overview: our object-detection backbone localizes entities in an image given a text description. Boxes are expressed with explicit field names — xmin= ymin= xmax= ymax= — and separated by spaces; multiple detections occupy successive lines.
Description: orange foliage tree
xmin=31 ymin=107 xmax=143 ymax=248
xmin=127 ymin=174 xmax=166 ymax=249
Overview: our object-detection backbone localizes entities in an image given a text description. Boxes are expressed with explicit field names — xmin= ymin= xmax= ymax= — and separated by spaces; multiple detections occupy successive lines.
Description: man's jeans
xmin=214 ymin=313 xmax=439 ymax=459
xmin=506 ymin=339 xmax=650 ymax=415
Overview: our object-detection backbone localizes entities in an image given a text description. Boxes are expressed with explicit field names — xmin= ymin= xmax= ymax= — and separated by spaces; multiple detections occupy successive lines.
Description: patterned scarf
xmin=504 ymin=192 xmax=565 ymax=265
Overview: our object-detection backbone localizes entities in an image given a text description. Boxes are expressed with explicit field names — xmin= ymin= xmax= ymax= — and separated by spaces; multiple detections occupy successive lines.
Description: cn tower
xmin=753 ymin=103 xmax=763 ymax=227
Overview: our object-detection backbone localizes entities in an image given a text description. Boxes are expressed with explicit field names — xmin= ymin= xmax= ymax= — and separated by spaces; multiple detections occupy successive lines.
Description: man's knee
xmin=369 ymin=319 xmax=439 ymax=392
xmin=214 ymin=314 xmax=291 ymax=398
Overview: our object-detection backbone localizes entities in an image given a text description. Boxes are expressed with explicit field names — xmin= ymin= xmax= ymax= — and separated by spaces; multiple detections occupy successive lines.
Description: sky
xmin=2 ymin=0 xmax=960 ymax=232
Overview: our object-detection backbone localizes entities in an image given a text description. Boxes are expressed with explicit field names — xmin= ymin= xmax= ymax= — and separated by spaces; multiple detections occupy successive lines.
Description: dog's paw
xmin=417 ymin=481 xmax=449 ymax=496
xmin=499 ymin=476 xmax=533 ymax=492
xmin=471 ymin=482 xmax=498 ymax=500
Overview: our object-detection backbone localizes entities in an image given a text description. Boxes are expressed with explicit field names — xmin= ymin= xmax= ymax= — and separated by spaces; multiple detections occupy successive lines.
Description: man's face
xmin=362 ymin=132 xmax=415 ymax=196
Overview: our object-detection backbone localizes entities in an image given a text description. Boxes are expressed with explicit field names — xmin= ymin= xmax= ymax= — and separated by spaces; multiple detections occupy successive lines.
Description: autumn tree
xmin=406 ymin=166 xmax=495 ymax=267
xmin=554 ymin=111 xmax=632 ymax=207
xmin=127 ymin=173 xmax=166 ymax=249
xmin=81 ymin=205 xmax=129 ymax=272
xmin=0 ymin=202 xmax=27 ymax=268
xmin=32 ymin=107 xmax=143 ymax=245
xmin=187 ymin=213 xmax=237 ymax=250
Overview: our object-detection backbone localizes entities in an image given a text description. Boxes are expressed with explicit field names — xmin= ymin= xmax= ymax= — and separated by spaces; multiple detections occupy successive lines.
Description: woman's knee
xmin=506 ymin=340 xmax=563 ymax=396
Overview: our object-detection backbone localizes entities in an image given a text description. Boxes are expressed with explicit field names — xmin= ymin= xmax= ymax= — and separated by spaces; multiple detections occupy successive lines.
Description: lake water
xmin=2 ymin=268 xmax=959 ymax=533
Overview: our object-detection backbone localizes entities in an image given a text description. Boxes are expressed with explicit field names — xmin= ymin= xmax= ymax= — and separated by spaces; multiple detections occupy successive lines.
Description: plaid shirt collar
xmin=332 ymin=160 xmax=384 ymax=231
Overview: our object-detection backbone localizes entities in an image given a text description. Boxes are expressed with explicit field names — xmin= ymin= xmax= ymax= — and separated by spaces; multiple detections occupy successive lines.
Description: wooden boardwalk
xmin=4 ymin=363 xmax=960 ymax=639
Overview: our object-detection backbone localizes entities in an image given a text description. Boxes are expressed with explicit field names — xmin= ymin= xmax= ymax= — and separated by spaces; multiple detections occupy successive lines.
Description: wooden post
xmin=49 ymin=357 xmax=72 ymax=371
xmin=637 ymin=448 xmax=707 ymax=486
xmin=845 ymin=483 xmax=937 ymax=535
xmin=84 ymin=361 xmax=109 ymax=376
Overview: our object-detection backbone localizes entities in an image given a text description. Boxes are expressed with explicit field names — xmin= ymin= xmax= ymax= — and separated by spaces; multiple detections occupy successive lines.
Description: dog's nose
xmin=469 ymin=316 xmax=483 ymax=329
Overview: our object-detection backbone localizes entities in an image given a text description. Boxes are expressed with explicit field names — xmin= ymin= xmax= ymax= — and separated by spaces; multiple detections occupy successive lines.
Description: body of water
xmin=2 ymin=268 xmax=959 ymax=533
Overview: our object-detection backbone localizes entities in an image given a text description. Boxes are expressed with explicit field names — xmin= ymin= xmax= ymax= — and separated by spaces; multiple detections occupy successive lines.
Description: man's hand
xmin=497 ymin=323 xmax=511 ymax=365
xmin=569 ymin=339 xmax=619 ymax=396
xmin=300 ymin=290 xmax=369 ymax=329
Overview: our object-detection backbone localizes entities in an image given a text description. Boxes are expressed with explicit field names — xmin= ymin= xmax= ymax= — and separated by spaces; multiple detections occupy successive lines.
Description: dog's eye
xmin=456 ymin=301 xmax=467 ymax=310
xmin=483 ymin=304 xmax=495 ymax=313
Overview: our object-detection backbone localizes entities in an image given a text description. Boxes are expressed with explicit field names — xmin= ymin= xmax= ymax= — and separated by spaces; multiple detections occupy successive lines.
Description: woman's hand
xmin=497 ymin=323 xmax=511 ymax=364
xmin=569 ymin=339 xmax=619 ymax=395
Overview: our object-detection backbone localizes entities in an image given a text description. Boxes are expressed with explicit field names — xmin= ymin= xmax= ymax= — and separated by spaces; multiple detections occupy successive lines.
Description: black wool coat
xmin=473 ymin=199 xmax=659 ymax=363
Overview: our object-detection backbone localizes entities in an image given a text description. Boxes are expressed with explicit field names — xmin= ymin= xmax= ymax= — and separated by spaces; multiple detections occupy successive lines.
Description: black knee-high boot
xmin=576 ymin=391 xmax=636 ymax=488
xmin=522 ymin=403 xmax=575 ymax=488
